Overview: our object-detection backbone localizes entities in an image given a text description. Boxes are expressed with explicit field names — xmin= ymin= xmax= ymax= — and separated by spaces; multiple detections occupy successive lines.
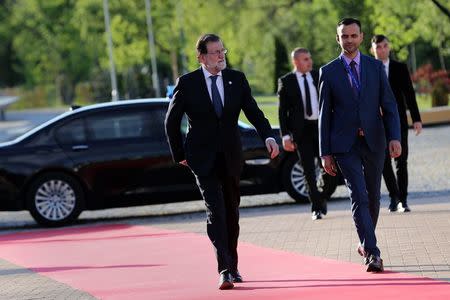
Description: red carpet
xmin=0 ymin=224 xmax=449 ymax=299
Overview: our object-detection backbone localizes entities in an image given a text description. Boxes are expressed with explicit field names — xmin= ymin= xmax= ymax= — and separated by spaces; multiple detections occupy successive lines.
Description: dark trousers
xmin=334 ymin=137 xmax=385 ymax=257
xmin=296 ymin=120 xmax=323 ymax=212
xmin=383 ymin=127 xmax=409 ymax=204
xmin=194 ymin=153 xmax=240 ymax=274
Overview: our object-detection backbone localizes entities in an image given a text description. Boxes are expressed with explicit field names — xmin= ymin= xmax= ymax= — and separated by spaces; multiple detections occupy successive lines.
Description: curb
xmin=407 ymin=106 xmax=450 ymax=126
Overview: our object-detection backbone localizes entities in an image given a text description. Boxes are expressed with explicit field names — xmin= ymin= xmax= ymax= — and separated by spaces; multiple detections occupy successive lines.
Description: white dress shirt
xmin=202 ymin=66 xmax=224 ymax=106
xmin=383 ymin=59 xmax=390 ymax=78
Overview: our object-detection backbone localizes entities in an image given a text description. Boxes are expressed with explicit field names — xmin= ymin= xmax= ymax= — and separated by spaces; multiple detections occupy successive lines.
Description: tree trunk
xmin=170 ymin=50 xmax=179 ymax=84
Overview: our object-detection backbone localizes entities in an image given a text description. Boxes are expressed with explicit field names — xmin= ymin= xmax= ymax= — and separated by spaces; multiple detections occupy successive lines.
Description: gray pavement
xmin=0 ymin=116 xmax=449 ymax=298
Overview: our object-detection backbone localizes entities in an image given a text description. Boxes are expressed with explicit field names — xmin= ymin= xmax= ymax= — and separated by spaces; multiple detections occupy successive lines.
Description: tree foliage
xmin=0 ymin=0 xmax=448 ymax=103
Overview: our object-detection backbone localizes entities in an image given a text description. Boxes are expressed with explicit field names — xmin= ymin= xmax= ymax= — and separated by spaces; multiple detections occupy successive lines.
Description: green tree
xmin=0 ymin=0 xmax=23 ymax=87
xmin=9 ymin=0 xmax=95 ymax=104
xmin=367 ymin=0 xmax=449 ymax=70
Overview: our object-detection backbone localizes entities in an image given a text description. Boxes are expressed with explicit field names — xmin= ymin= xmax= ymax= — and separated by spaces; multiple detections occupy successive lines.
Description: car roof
xmin=3 ymin=98 xmax=170 ymax=145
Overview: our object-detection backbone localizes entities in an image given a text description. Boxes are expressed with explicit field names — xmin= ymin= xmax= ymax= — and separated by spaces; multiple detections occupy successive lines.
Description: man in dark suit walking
xmin=371 ymin=34 xmax=422 ymax=213
xmin=278 ymin=48 xmax=327 ymax=220
xmin=319 ymin=18 xmax=401 ymax=272
xmin=165 ymin=33 xmax=279 ymax=290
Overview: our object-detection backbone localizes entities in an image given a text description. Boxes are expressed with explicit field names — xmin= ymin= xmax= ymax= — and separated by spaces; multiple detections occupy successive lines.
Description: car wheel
xmin=282 ymin=155 xmax=337 ymax=203
xmin=27 ymin=172 xmax=84 ymax=227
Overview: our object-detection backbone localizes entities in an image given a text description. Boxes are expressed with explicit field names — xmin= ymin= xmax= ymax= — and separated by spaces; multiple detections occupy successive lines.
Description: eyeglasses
xmin=206 ymin=49 xmax=228 ymax=56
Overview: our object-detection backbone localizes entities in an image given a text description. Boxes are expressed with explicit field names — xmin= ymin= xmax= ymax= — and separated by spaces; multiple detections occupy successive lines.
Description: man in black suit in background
xmin=165 ymin=34 xmax=279 ymax=290
xmin=278 ymin=48 xmax=327 ymax=220
xmin=371 ymin=35 xmax=422 ymax=212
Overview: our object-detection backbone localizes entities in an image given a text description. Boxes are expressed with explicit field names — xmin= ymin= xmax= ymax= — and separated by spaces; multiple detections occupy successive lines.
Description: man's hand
xmin=265 ymin=138 xmax=280 ymax=159
xmin=179 ymin=160 xmax=188 ymax=166
xmin=389 ymin=140 xmax=402 ymax=158
xmin=282 ymin=136 xmax=296 ymax=152
xmin=321 ymin=155 xmax=337 ymax=176
xmin=413 ymin=122 xmax=422 ymax=136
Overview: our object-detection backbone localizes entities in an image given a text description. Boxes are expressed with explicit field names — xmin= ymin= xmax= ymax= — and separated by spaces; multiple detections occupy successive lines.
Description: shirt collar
xmin=341 ymin=50 xmax=361 ymax=66
xmin=295 ymin=70 xmax=311 ymax=78
xmin=383 ymin=58 xmax=390 ymax=68
xmin=202 ymin=65 xmax=222 ymax=80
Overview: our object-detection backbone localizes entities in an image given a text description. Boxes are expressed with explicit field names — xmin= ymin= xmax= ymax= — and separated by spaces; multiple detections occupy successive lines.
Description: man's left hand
xmin=389 ymin=140 xmax=402 ymax=158
xmin=265 ymin=138 xmax=280 ymax=159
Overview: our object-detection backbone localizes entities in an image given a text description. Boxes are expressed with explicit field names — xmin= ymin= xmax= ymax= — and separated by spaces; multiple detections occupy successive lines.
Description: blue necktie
xmin=350 ymin=60 xmax=360 ymax=97
xmin=210 ymin=75 xmax=223 ymax=118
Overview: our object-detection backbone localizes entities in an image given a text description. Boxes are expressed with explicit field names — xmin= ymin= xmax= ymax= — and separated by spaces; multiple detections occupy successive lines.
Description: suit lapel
xmin=335 ymin=57 xmax=355 ymax=101
xmin=196 ymin=67 xmax=217 ymax=115
xmin=290 ymin=72 xmax=303 ymax=102
xmin=222 ymin=69 xmax=232 ymax=114
xmin=359 ymin=55 xmax=367 ymax=101
xmin=388 ymin=61 xmax=394 ymax=85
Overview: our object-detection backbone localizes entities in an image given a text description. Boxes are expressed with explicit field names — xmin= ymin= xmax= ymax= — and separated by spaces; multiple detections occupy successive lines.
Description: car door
xmin=55 ymin=103 xmax=195 ymax=207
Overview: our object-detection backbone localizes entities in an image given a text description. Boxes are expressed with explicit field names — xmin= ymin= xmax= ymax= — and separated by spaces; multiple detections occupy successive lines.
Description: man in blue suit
xmin=318 ymin=18 xmax=401 ymax=272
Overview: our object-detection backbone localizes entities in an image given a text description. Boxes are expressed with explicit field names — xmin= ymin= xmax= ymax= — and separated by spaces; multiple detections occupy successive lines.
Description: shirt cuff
xmin=282 ymin=135 xmax=291 ymax=142
xmin=265 ymin=137 xmax=276 ymax=144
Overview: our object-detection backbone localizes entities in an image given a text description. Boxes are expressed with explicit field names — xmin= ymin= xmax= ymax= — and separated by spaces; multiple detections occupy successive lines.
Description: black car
xmin=0 ymin=99 xmax=340 ymax=226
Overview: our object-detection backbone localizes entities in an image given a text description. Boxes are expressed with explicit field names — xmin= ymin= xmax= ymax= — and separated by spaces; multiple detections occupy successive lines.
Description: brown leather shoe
xmin=366 ymin=255 xmax=384 ymax=273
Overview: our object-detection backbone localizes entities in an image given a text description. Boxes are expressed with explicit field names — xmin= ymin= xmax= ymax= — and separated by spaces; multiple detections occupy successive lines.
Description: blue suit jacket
xmin=318 ymin=54 xmax=401 ymax=156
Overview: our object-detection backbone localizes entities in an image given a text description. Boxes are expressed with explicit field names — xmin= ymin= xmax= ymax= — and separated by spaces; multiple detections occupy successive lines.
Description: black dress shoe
xmin=312 ymin=211 xmax=322 ymax=220
xmin=231 ymin=270 xmax=243 ymax=283
xmin=218 ymin=271 xmax=234 ymax=290
xmin=397 ymin=202 xmax=411 ymax=212
xmin=366 ymin=255 xmax=384 ymax=273
xmin=388 ymin=202 xmax=398 ymax=212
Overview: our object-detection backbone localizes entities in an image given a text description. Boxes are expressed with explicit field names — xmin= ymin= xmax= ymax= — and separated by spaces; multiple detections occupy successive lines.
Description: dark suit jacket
xmin=388 ymin=59 xmax=421 ymax=128
xmin=165 ymin=67 xmax=273 ymax=176
xmin=277 ymin=70 xmax=319 ymax=143
xmin=318 ymin=54 xmax=401 ymax=156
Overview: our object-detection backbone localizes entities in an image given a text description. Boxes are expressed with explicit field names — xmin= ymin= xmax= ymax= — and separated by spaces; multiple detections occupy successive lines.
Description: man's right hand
xmin=321 ymin=155 xmax=337 ymax=176
xmin=282 ymin=136 xmax=296 ymax=152
xmin=179 ymin=160 xmax=188 ymax=166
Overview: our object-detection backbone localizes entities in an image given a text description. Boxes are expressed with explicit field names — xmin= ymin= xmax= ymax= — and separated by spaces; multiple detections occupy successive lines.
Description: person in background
xmin=278 ymin=47 xmax=327 ymax=220
xmin=371 ymin=34 xmax=422 ymax=213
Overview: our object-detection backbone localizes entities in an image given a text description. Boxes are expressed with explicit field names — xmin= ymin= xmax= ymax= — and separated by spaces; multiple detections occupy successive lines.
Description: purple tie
xmin=350 ymin=60 xmax=360 ymax=96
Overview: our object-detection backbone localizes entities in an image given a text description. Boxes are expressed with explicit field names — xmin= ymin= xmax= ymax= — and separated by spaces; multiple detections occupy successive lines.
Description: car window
xmin=55 ymin=118 xmax=86 ymax=144
xmin=86 ymin=107 xmax=166 ymax=141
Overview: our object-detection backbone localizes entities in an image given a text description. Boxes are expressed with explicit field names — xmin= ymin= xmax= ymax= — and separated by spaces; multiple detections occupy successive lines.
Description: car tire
xmin=282 ymin=155 xmax=338 ymax=204
xmin=27 ymin=172 xmax=84 ymax=227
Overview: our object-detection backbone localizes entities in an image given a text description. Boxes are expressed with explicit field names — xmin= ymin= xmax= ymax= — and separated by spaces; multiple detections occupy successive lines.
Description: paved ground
xmin=0 ymin=114 xmax=449 ymax=298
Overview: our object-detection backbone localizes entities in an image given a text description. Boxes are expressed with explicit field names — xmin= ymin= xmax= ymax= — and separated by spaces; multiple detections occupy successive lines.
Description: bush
xmin=411 ymin=64 xmax=449 ymax=107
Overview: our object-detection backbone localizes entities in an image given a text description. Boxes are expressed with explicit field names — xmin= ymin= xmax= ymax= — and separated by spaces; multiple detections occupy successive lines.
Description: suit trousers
xmin=334 ymin=136 xmax=385 ymax=257
xmin=383 ymin=126 xmax=409 ymax=203
xmin=194 ymin=153 xmax=241 ymax=274
xmin=296 ymin=120 xmax=323 ymax=211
